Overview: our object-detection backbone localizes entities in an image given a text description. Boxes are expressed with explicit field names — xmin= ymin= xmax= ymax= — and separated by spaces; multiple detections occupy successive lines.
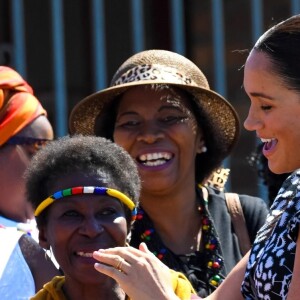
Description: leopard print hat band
xmin=69 ymin=49 xmax=240 ymax=158
xmin=113 ymin=64 xmax=197 ymax=87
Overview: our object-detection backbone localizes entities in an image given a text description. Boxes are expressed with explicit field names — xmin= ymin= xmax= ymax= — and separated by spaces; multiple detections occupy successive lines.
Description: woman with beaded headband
xmin=26 ymin=135 xmax=196 ymax=300
xmin=69 ymin=50 xmax=269 ymax=297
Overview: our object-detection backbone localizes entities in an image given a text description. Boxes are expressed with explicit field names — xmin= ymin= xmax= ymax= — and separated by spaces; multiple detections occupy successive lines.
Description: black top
xmin=130 ymin=186 xmax=269 ymax=296
xmin=207 ymin=187 xmax=269 ymax=273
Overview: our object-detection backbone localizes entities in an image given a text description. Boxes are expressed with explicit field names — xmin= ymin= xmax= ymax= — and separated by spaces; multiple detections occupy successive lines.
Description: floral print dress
xmin=241 ymin=169 xmax=300 ymax=299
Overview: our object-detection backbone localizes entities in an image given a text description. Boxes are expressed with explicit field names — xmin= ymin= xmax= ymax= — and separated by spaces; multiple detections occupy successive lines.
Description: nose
xmin=136 ymin=122 xmax=164 ymax=144
xmin=243 ymin=106 xmax=262 ymax=132
xmin=78 ymin=217 xmax=104 ymax=238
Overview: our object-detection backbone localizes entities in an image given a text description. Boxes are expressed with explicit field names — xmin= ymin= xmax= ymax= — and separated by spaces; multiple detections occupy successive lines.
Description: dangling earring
xmin=201 ymin=146 xmax=207 ymax=153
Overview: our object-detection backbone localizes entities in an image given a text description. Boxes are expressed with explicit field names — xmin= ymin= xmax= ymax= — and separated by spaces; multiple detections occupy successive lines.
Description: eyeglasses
xmin=6 ymin=136 xmax=52 ymax=151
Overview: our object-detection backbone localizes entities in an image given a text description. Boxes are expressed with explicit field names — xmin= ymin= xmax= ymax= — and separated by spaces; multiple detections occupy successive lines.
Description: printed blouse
xmin=241 ymin=169 xmax=300 ymax=299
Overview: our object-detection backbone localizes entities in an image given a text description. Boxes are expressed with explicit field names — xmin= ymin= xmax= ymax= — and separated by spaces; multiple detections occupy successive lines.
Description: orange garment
xmin=0 ymin=66 xmax=46 ymax=146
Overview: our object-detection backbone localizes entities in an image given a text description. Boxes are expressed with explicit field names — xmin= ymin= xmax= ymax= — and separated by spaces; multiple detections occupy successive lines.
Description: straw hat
xmin=69 ymin=49 xmax=240 ymax=157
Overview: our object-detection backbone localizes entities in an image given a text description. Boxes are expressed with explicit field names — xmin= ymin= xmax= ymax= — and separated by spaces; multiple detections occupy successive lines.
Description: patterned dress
xmin=241 ymin=170 xmax=300 ymax=299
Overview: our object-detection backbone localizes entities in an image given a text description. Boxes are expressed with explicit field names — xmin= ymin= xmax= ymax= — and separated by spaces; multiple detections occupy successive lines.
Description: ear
xmin=38 ymin=225 xmax=50 ymax=250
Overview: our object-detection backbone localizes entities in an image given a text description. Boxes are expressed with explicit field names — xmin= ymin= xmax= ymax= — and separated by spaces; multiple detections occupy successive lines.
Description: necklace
xmin=131 ymin=190 xmax=225 ymax=295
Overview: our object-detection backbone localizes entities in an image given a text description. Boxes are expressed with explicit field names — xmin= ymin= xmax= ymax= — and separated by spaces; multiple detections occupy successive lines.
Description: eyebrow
xmin=158 ymin=105 xmax=184 ymax=112
xmin=249 ymin=92 xmax=275 ymax=100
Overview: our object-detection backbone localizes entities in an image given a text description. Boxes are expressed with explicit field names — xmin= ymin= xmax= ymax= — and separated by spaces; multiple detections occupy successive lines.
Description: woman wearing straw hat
xmin=69 ymin=49 xmax=268 ymax=297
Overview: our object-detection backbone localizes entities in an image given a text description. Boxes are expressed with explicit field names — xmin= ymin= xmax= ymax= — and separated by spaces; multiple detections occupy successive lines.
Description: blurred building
xmin=0 ymin=0 xmax=298 ymax=198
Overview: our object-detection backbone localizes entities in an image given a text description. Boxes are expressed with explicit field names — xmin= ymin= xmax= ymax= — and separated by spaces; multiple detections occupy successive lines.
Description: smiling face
xmin=113 ymin=85 xmax=204 ymax=196
xmin=38 ymin=171 xmax=128 ymax=285
xmin=243 ymin=50 xmax=300 ymax=174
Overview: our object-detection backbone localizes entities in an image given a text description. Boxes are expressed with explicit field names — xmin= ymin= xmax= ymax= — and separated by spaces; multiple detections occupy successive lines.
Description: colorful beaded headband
xmin=34 ymin=186 xmax=137 ymax=221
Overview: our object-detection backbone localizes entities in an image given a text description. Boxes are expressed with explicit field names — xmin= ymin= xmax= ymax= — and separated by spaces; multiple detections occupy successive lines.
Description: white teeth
xmin=139 ymin=152 xmax=172 ymax=162
xmin=261 ymin=138 xmax=273 ymax=143
xmin=144 ymin=159 xmax=165 ymax=166
xmin=77 ymin=251 xmax=93 ymax=257
xmin=138 ymin=152 xmax=172 ymax=167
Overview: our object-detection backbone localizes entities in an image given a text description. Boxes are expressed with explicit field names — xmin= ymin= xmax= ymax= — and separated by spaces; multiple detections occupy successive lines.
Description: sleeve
xmin=238 ymin=195 xmax=270 ymax=243
xmin=170 ymin=269 xmax=197 ymax=299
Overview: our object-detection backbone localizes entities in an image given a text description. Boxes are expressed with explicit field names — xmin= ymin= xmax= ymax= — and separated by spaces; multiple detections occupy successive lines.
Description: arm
xmin=93 ymin=242 xmax=247 ymax=300
xmin=205 ymin=253 xmax=248 ymax=300
xmin=287 ymin=229 xmax=300 ymax=300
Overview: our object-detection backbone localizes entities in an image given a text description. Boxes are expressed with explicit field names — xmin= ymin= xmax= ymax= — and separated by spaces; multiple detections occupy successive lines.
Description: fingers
xmin=93 ymin=244 xmax=178 ymax=300
xmin=115 ymin=257 xmax=124 ymax=272
xmin=93 ymin=244 xmax=170 ymax=275
xmin=95 ymin=245 xmax=147 ymax=266
xmin=139 ymin=242 xmax=152 ymax=253
xmin=93 ymin=250 xmax=130 ymax=274
xmin=94 ymin=260 xmax=128 ymax=281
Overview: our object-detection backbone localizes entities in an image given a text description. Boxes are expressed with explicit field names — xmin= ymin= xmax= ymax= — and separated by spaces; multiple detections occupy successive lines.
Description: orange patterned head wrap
xmin=0 ymin=66 xmax=47 ymax=146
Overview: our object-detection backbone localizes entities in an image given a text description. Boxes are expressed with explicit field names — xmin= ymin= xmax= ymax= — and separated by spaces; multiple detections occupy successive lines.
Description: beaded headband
xmin=34 ymin=186 xmax=137 ymax=221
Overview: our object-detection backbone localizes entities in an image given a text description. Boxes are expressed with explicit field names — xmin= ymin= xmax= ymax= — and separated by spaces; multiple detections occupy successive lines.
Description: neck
xmin=140 ymin=184 xmax=202 ymax=254
xmin=63 ymin=278 xmax=126 ymax=300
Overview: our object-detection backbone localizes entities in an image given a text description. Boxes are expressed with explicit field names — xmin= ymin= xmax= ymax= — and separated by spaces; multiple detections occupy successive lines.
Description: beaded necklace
xmin=131 ymin=189 xmax=225 ymax=295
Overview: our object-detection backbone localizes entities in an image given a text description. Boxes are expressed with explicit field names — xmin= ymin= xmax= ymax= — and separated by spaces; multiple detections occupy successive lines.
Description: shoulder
xmin=237 ymin=194 xmax=269 ymax=241
xmin=19 ymin=233 xmax=44 ymax=259
xmin=19 ymin=234 xmax=61 ymax=291
xmin=205 ymin=186 xmax=269 ymax=241
xmin=204 ymin=186 xmax=269 ymax=215
xmin=238 ymin=194 xmax=269 ymax=216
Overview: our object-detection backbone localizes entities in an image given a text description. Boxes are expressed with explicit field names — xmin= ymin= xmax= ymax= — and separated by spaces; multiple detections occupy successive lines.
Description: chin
xmin=269 ymin=163 xmax=292 ymax=175
xmin=75 ymin=270 xmax=112 ymax=285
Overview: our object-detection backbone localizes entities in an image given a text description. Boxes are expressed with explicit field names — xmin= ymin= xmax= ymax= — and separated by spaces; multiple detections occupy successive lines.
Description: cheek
xmin=45 ymin=228 xmax=70 ymax=264
xmin=113 ymin=130 xmax=129 ymax=148
xmin=107 ymin=217 xmax=128 ymax=245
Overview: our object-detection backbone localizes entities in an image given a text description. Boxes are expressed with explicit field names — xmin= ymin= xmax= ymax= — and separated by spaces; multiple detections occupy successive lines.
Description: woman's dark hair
xmin=254 ymin=14 xmax=300 ymax=93
xmin=94 ymin=85 xmax=226 ymax=184
xmin=25 ymin=135 xmax=140 ymax=228
xmin=248 ymin=143 xmax=290 ymax=207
